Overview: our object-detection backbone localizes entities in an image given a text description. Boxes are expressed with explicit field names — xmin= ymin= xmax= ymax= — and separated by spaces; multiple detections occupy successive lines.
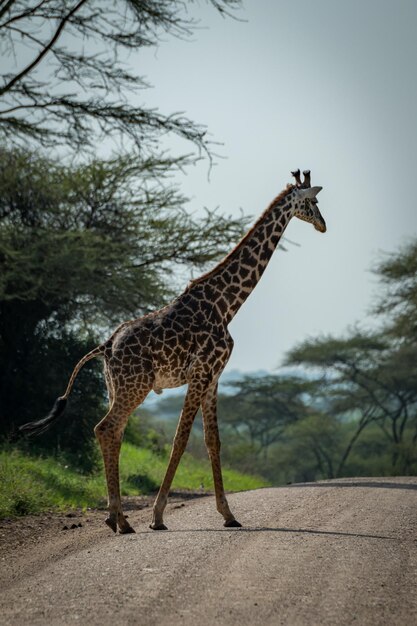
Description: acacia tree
xmin=0 ymin=147 xmax=245 ymax=458
xmin=286 ymin=278 xmax=417 ymax=475
xmin=219 ymin=375 xmax=309 ymax=463
xmin=0 ymin=0 xmax=240 ymax=154
xmin=0 ymin=148 xmax=245 ymax=324
xmin=371 ymin=241 xmax=417 ymax=465
xmin=0 ymin=1 xmax=246 ymax=463
xmin=285 ymin=412 xmax=344 ymax=481
xmin=373 ymin=240 xmax=417 ymax=343
xmin=285 ymin=333 xmax=391 ymax=475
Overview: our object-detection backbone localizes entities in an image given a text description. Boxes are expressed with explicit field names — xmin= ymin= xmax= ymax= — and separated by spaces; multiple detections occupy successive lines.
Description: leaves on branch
xmin=0 ymin=146 xmax=247 ymax=328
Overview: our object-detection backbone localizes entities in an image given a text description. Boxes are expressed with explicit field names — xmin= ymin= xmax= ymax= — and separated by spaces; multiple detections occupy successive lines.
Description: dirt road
xmin=1 ymin=477 xmax=416 ymax=625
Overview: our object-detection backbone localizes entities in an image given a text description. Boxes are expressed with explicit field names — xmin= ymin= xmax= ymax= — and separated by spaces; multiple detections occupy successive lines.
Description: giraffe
xmin=20 ymin=169 xmax=326 ymax=534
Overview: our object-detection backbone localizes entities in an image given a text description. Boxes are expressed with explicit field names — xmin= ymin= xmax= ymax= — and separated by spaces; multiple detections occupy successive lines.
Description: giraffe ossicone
xmin=20 ymin=170 xmax=326 ymax=534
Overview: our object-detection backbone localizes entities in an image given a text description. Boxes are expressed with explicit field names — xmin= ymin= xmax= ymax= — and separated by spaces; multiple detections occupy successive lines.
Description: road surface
xmin=1 ymin=477 xmax=416 ymax=625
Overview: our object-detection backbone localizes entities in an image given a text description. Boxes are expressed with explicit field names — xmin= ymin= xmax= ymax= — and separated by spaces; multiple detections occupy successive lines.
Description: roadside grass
xmin=0 ymin=443 xmax=268 ymax=518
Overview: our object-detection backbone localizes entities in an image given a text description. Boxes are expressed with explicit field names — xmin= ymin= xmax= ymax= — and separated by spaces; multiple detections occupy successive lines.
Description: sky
xmin=133 ymin=0 xmax=417 ymax=374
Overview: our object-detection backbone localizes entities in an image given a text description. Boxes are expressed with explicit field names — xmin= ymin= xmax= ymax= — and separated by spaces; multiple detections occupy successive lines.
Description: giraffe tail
xmin=19 ymin=345 xmax=104 ymax=438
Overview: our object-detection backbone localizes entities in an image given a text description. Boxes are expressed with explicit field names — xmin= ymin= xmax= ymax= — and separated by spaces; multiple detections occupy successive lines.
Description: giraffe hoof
xmin=119 ymin=526 xmax=136 ymax=534
xmin=224 ymin=519 xmax=242 ymax=528
xmin=105 ymin=517 xmax=117 ymax=533
xmin=149 ymin=523 xmax=168 ymax=531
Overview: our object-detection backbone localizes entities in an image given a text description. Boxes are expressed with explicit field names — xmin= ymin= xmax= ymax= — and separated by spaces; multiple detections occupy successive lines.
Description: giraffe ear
xmin=297 ymin=186 xmax=322 ymax=200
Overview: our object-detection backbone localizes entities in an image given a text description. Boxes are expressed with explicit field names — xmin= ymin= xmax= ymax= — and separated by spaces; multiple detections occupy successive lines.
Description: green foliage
xmin=124 ymin=410 xmax=168 ymax=456
xmin=285 ymin=330 xmax=417 ymax=473
xmin=219 ymin=375 xmax=309 ymax=461
xmin=1 ymin=325 xmax=105 ymax=471
xmin=0 ymin=146 xmax=246 ymax=458
xmin=372 ymin=239 xmax=417 ymax=341
xmin=214 ymin=377 xmax=345 ymax=484
xmin=281 ymin=413 xmax=344 ymax=481
xmin=286 ymin=332 xmax=387 ymax=370
xmin=0 ymin=148 xmax=246 ymax=326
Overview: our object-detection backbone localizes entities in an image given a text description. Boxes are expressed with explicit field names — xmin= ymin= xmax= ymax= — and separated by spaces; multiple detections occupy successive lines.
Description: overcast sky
xmin=134 ymin=0 xmax=417 ymax=373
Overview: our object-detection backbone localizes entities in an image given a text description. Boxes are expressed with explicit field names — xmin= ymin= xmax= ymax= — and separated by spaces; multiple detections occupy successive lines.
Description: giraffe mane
xmin=187 ymin=184 xmax=295 ymax=288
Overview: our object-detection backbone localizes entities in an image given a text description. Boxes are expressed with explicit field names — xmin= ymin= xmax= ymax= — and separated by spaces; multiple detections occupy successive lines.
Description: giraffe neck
xmin=185 ymin=186 xmax=295 ymax=324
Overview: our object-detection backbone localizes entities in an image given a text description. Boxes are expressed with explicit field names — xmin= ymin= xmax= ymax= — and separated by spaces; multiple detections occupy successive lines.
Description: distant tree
xmin=370 ymin=239 xmax=417 ymax=462
xmin=286 ymin=333 xmax=388 ymax=472
xmin=372 ymin=239 xmax=417 ymax=342
xmin=0 ymin=0 xmax=240 ymax=155
xmin=285 ymin=413 xmax=344 ymax=480
xmin=285 ymin=239 xmax=417 ymax=475
xmin=219 ymin=375 xmax=309 ymax=463
xmin=147 ymin=392 xmax=189 ymax=422
xmin=363 ymin=238 xmax=417 ymax=459
xmin=124 ymin=407 xmax=168 ymax=456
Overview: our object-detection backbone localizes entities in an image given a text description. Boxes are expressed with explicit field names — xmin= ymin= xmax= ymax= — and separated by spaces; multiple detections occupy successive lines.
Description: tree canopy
xmin=0 ymin=0 xmax=240 ymax=155
xmin=284 ymin=240 xmax=417 ymax=474
xmin=372 ymin=240 xmax=417 ymax=342
xmin=0 ymin=145 xmax=246 ymax=457
xmin=0 ymin=147 xmax=245 ymax=327
xmin=220 ymin=375 xmax=309 ymax=459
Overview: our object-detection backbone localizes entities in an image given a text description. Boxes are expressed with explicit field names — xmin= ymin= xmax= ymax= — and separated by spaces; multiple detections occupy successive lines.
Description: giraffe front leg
xmin=150 ymin=386 xmax=200 ymax=530
xmin=202 ymin=384 xmax=242 ymax=528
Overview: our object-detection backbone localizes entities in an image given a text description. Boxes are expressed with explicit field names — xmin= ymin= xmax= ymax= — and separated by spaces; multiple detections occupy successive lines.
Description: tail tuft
xmin=19 ymin=396 xmax=68 ymax=437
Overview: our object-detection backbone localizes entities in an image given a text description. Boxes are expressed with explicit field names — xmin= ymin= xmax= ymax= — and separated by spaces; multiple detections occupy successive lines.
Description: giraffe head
xmin=290 ymin=169 xmax=326 ymax=233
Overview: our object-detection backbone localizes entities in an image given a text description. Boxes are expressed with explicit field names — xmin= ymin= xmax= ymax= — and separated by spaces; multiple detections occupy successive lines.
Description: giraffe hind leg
xmin=95 ymin=389 xmax=150 ymax=534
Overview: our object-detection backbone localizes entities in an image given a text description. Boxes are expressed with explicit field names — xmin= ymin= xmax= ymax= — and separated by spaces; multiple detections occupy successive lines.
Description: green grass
xmin=0 ymin=449 xmax=105 ymax=517
xmin=0 ymin=443 xmax=268 ymax=518
xmin=119 ymin=443 xmax=267 ymax=493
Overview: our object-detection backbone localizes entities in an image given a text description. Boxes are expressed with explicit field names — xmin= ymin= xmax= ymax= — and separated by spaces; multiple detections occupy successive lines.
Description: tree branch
xmin=0 ymin=0 xmax=18 ymax=23
xmin=0 ymin=0 xmax=88 ymax=97
xmin=0 ymin=0 xmax=48 ymax=27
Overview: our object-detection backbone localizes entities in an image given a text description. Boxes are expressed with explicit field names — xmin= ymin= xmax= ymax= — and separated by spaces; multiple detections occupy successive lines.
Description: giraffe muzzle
xmin=312 ymin=203 xmax=326 ymax=233
xmin=314 ymin=216 xmax=327 ymax=233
